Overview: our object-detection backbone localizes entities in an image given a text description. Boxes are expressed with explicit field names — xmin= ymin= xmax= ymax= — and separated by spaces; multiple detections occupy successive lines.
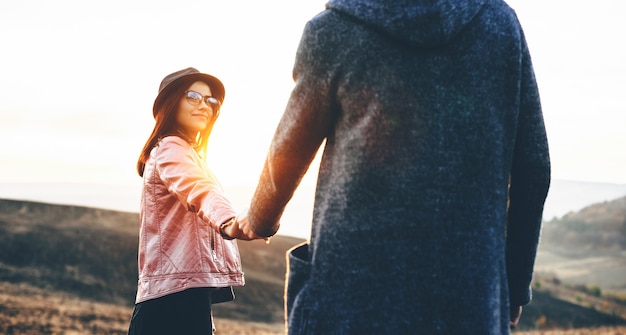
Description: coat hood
xmin=326 ymin=0 xmax=488 ymax=48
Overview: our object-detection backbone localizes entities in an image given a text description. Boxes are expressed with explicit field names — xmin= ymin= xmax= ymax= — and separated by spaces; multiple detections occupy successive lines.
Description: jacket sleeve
xmin=154 ymin=136 xmax=236 ymax=229
xmin=248 ymin=19 xmax=337 ymax=237
xmin=506 ymin=32 xmax=551 ymax=307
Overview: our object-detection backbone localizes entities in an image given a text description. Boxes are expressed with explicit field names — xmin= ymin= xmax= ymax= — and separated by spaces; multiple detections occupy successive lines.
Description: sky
xmin=0 ymin=0 xmax=625 ymax=224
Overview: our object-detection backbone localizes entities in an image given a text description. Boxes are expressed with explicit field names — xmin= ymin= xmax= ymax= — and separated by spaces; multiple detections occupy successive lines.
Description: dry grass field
xmin=0 ymin=282 xmax=284 ymax=335
xmin=0 ymin=282 xmax=129 ymax=335
xmin=516 ymin=328 xmax=626 ymax=335
xmin=1 ymin=281 xmax=625 ymax=335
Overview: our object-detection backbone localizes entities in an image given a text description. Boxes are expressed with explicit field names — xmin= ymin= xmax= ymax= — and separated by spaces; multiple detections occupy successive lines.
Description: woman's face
xmin=176 ymin=81 xmax=218 ymax=138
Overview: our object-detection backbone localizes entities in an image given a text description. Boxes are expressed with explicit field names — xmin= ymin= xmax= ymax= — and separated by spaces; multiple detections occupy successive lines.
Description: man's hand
xmin=222 ymin=212 xmax=269 ymax=242
xmin=510 ymin=305 xmax=522 ymax=329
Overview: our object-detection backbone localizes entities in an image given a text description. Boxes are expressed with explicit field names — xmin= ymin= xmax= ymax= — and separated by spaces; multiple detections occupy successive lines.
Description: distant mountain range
xmin=542 ymin=195 xmax=626 ymax=254
xmin=1 ymin=178 xmax=625 ymax=239
xmin=542 ymin=179 xmax=626 ymax=220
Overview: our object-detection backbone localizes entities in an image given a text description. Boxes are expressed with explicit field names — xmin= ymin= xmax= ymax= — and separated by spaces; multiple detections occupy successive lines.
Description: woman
xmin=128 ymin=67 xmax=245 ymax=335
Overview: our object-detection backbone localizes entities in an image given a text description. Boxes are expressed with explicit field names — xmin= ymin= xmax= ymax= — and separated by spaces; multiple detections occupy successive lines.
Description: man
xmin=226 ymin=1 xmax=550 ymax=333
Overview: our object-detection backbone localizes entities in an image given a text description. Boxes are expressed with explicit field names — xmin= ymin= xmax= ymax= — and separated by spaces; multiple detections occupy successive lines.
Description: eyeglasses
xmin=184 ymin=90 xmax=220 ymax=109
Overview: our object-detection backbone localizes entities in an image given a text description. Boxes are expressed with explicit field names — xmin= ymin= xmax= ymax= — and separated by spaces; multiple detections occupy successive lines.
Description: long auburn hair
xmin=136 ymin=77 xmax=221 ymax=177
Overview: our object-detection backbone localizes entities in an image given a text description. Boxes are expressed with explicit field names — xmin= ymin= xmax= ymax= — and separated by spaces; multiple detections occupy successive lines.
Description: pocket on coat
xmin=285 ymin=242 xmax=311 ymax=318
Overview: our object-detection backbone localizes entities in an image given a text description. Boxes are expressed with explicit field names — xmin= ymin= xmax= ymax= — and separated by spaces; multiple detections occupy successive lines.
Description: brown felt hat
xmin=152 ymin=67 xmax=225 ymax=117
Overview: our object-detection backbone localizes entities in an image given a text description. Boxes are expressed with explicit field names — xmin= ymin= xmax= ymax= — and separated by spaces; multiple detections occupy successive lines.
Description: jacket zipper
xmin=210 ymin=228 xmax=218 ymax=262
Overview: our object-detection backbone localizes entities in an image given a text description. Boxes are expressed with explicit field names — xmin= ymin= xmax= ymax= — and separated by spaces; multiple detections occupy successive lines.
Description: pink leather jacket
xmin=135 ymin=136 xmax=245 ymax=304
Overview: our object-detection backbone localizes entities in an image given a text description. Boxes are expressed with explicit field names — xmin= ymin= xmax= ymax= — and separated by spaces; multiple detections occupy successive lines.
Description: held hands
xmin=220 ymin=211 xmax=270 ymax=243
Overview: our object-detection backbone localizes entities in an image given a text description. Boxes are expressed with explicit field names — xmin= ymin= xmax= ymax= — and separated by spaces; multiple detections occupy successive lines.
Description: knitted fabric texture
xmin=249 ymin=0 xmax=550 ymax=333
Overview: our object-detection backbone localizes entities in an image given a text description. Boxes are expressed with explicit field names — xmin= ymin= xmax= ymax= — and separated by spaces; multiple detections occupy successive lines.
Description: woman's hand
xmin=222 ymin=211 xmax=270 ymax=243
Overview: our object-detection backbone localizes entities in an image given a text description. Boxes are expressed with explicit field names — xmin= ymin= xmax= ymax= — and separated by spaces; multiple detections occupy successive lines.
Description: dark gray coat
xmin=249 ymin=0 xmax=550 ymax=333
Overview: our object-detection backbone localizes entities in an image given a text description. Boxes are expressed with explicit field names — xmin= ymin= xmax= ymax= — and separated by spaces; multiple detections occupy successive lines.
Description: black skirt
xmin=128 ymin=287 xmax=214 ymax=335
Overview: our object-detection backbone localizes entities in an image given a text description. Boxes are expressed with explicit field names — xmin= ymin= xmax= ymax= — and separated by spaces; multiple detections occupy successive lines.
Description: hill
xmin=1 ymin=198 xmax=626 ymax=334
xmin=0 ymin=199 xmax=139 ymax=305
xmin=0 ymin=198 xmax=300 ymax=323
xmin=534 ymin=195 xmax=626 ymax=295
xmin=2 ymin=178 xmax=625 ymax=239
xmin=541 ymin=195 xmax=626 ymax=255
xmin=541 ymin=180 xmax=626 ymax=221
